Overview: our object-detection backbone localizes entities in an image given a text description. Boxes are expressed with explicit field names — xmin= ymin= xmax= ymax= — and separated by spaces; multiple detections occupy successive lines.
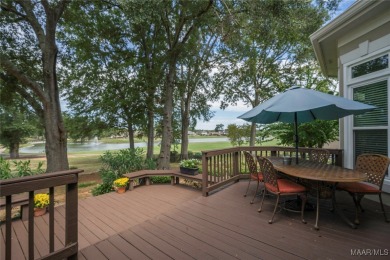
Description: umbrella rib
xmin=276 ymin=113 xmax=281 ymax=121
xmin=309 ymin=110 xmax=317 ymax=120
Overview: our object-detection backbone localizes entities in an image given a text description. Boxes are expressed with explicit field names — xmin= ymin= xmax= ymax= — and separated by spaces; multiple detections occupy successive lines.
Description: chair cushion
xmin=338 ymin=182 xmax=380 ymax=193
xmin=265 ymin=179 xmax=306 ymax=193
xmin=250 ymin=172 xmax=263 ymax=181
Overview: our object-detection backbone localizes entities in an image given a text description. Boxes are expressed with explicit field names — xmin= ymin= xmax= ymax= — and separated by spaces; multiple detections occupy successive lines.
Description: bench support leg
xmin=145 ymin=177 xmax=150 ymax=186
xmin=129 ymin=180 xmax=135 ymax=191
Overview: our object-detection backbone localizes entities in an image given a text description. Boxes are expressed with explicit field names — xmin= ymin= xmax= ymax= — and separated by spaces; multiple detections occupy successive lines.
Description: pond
xmin=20 ymin=137 xmax=229 ymax=154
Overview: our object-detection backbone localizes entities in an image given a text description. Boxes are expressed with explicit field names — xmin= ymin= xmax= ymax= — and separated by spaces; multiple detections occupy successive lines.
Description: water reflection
xmin=20 ymin=138 xmax=228 ymax=154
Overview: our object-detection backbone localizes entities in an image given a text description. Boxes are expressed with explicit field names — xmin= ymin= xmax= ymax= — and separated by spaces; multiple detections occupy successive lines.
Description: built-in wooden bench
xmin=0 ymin=193 xmax=29 ymax=221
xmin=124 ymin=169 xmax=203 ymax=190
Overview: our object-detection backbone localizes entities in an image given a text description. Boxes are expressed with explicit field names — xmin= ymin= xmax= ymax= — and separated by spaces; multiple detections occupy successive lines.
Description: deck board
xmin=1 ymin=181 xmax=389 ymax=260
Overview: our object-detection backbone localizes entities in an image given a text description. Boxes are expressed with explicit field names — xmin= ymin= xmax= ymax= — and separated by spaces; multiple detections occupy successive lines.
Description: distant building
xmin=187 ymin=131 xmax=196 ymax=136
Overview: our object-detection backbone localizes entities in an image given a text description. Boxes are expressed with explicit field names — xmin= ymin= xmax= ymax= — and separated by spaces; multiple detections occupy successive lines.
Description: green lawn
xmin=6 ymin=138 xmax=279 ymax=175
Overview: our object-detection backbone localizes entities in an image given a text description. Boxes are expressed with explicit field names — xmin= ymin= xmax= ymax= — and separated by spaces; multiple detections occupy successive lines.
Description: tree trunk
xmin=1 ymin=1 xmax=70 ymax=172
xmin=180 ymin=95 xmax=191 ymax=160
xmin=146 ymin=109 xmax=155 ymax=159
xmin=250 ymin=86 xmax=260 ymax=146
xmin=157 ymin=61 xmax=175 ymax=169
xmin=127 ymin=122 xmax=135 ymax=149
xmin=9 ymin=142 xmax=19 ymax=159
xmin=250 ymin=122 xmax=256 ymax=146
xmin=43 ymin=31 xmax=69 ymax=172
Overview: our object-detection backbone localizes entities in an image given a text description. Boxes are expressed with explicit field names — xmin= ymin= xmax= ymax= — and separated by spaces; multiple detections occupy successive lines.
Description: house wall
xmin=337 ymin=20 xmax=390 ymax=192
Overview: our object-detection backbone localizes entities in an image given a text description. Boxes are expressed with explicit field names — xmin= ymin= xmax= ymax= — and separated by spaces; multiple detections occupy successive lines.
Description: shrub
xmin=92 ymin=183 xmax=112 ymax=196
xmin=193 ymin=152 xmax=202 ymax=160
xmin=92 ymin=148 xmax=155 ymax=196
xmin=0 ymin=157 xmax=45 ymax=180
xmin=150 ymin=176 xmax=171 ymax=184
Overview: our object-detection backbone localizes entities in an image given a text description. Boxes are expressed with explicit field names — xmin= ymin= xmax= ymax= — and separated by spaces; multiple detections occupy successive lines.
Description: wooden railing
xmin=201 ymin=146 xmax=342 ymax=196
xmin=0 ymin=169 xmax=83 ymax=260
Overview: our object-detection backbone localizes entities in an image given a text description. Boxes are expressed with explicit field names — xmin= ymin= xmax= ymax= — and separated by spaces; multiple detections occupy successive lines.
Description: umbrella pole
xmin=294 ymin=113 xmax=299 ymax=164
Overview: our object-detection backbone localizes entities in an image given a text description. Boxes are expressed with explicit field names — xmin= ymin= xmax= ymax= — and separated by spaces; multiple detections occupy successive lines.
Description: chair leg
xmin=250 ymin=180 xmax=260 ymax=204
xmin=258 ymin=188 xmax=266 ymax=212
xmin=269 ymin=194 xmax=280 ymax=224
xmin=378 ymin=193 xmax=390 ymax=223
xmin=300 ymin=194 xmax=307 ymax=224
xmin=356 ymin=194 xmax=364 ymax=212
xmin=244 ymin=178 xmax=252 ymax=197
xmin=351 ymin=193 xmax=361 ymax=225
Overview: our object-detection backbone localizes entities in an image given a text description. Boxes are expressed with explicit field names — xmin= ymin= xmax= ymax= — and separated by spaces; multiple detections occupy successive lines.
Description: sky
xmin=196 ymin=0 xmax=357 ymax=130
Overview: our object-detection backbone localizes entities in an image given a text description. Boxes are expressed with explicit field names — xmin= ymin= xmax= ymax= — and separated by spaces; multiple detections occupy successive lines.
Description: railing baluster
xmin=66 ymin=181 xmax=78 ymax=260
xmin=0 ymin=170 xmax=82 ymax=260
xmin=49 ymin=186 xmax=55 ymax=252
xmin=5 ymin=195 xmax=11 ymax=260
xmin=201 ymin=146 xmax=343 ymax=196
xmin=29 ymin=191 xmax=34 ymax=260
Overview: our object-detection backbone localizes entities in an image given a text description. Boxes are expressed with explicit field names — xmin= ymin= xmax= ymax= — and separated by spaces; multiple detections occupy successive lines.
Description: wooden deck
xmin=1 ymin=181 xmax=389 ymax=259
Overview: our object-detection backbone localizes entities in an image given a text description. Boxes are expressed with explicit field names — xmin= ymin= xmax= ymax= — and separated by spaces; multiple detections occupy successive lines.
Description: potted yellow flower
xmin=113 ymin=177 xmax=129 ymax=194
xmin=34 ymin=193 xmax=50 ymax=217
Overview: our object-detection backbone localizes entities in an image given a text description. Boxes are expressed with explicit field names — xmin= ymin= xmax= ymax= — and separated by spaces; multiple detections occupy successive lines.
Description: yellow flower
xmin=113 ymin=177 xmax=129 ymax=187
xmin=34 ymin=193 xmax=50 ymax=208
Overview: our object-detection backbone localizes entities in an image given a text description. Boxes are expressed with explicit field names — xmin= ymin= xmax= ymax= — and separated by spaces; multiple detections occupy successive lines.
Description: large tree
xmin=1 ymin=0 xmax=70 ymax=171
xmin=0 ymin=79 xmax=39 ymax=158
xmin=176 ymin=27 xmax=219 ymax=159
xmin=61 ymin=0 xmax=166 ymax=156
xmin=213 ymin=0 xmax=341 ymax=146
xmin=157 ymin=0 xmax=214 ymax=169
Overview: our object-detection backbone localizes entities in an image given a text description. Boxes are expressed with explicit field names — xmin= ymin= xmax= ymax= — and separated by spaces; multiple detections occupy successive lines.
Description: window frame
xmin=343 ymin=48 xmax=390 ymax=171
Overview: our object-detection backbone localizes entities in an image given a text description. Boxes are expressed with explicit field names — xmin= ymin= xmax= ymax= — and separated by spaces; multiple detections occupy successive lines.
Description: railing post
xmin=66 ymin=180 xmax=78 ymax=259
xmin=335 ymin=149 xmax=343 ymax=167
xmin=202 ymin=152 xmax=209 ymax=197
xmin=233 ymin=150 xmax=240 ymax=176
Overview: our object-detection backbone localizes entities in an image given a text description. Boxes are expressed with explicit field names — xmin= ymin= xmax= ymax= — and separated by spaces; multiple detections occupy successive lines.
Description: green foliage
xmin=0 ymin=157 xmax=12 ymax=179
xmin=180 ymin=159 xmax=200 ymax=169
xmin=92 ymin=148 xmax=153 ymax=195
xmin=192 ymin=152 xmax=203 ymax=160
xmin=63 ymin=113 xmax=109 ymax=142
xmin=150 ymin=176 xmax=171 ymax=184
xmin=0 ymin=157 xmax=45 ymax=180
xmin=264 ymin=120 xmax=339 ymax=148
xmin=91 ymin=183 xmax=113 ymax=196
xmin=226 ymin=124 xmax=251 ymax=146
xmin=215 ymin=124 xmax=224 ymax=132
xmin=144 ymin=158 xmax=157 ymax=170
xmin=100 ymin=148 xmax=145 ymax=175
xmin=78 ymin=181 xmax=97 ymax=188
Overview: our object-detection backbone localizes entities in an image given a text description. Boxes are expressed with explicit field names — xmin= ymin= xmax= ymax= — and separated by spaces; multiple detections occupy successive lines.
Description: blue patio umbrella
xmin=238 ymin=86 xmax=376 ymax=164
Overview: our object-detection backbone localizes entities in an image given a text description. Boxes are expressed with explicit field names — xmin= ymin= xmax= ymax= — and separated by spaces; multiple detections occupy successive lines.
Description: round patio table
xmin=267 ymin=157 xmax=367 ymax=230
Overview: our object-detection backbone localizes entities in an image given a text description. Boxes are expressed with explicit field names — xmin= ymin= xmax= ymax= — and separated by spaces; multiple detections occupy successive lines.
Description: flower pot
xmin=180 ymin=167 xmax=199 ymax=175
xmin=116 ymin=186 xmax=126 ymax=194
xmin=34 ymin=207 xmax=47 ymax=217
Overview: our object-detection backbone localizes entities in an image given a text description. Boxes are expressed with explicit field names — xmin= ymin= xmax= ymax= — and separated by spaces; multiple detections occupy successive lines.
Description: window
xmin=353 ymin=81 xmax=388 ymax=159
xmin=351 ymin=54 xmax=388 ymax=78
xmin=354 ymin=130 xmax=387 ymax=158
xmin=353 ymin=81 xmax=388 ymax=127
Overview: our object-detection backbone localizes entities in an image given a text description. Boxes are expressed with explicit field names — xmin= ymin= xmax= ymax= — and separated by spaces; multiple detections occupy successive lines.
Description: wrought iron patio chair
xmin=243 ymin=151 xmax=264 ymax=204
xmin=257 ymin=156 xmax=307 ymax=224
xmin=338 ymin=154 xmax=390 ymax=224
xmin=306 ymin=149 xmax=334 ymax=200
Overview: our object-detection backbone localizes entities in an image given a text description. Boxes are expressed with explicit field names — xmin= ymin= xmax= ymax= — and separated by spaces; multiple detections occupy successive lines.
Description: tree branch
xmin=0 ymin=56 xmax=47 ymax=103
xmin=14 ymin=0 xmax=46 ymax=49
